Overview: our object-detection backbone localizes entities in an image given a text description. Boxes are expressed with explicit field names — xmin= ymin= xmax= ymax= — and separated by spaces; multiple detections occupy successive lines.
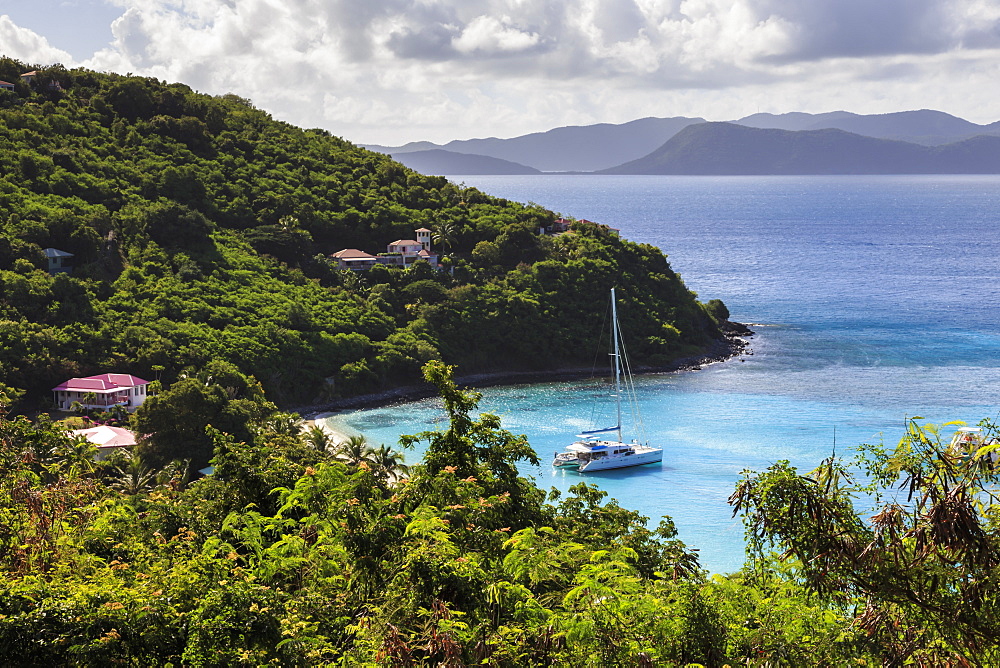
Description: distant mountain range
xmin=735 ymin=110 xmax=1000 ymax=145
xmin=364 ymin=110 xmax=1000 ymax=175
xmin=390 ymin=149 xmax=541 ymax=175
xmin=364 ymin=116 xmax=704 ymax=172
xmin=602 ymin=123 xmax=1000 ymax=175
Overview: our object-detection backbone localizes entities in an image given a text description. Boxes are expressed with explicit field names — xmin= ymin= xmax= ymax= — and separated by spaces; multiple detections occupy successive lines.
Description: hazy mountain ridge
xmin=602 ymin=122 xmax=1000 ymax=175
xmin=735 ymin=109 xmax=1000 ymax=146
xmin=389 ymin=149 xmax=541 ymax=175
xmin=367 ymin=110 xmax=1000 ymax=175
xmin=365 ymin=116 xmax=705 ymax=172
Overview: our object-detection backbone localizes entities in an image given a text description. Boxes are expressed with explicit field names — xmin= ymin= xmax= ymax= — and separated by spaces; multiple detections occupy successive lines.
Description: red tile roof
xmin=331 ymin=248 xmax=376 ymax=259
xmin=53 ymin=374 xmax=149 ymax=393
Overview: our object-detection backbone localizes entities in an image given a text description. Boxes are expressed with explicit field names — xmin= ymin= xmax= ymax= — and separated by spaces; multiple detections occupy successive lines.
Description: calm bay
xmin=323 ymin=175 xmax=1000 ymax=573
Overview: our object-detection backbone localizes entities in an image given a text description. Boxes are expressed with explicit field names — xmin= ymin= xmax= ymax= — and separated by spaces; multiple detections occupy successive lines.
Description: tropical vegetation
xmin=0 ymin=58 xmax=724 ymax=413
xmin=3 ymin=362 xmax=1000 ymax=664
xmin=4 ymin=58 xmax=997 ymax=665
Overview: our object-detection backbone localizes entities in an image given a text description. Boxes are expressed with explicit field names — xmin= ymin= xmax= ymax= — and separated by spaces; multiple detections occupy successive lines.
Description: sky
xmin=2 ymin=0 xmax=1000 ymax=146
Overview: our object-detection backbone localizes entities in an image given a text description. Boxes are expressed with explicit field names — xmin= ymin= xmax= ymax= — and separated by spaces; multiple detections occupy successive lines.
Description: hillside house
xmin=331 ymin=248 xmax=379 ymax=271
xmin=52 ymin=374 xmax=151 ymax=412
xmin=0 ymin=81 xmax=14 ymax=91
xmin=330 ymin=228 xmax=438 ymax=271
xmin=380 ymin=232 xmax=439 ymax=267
xmin=69 ymin=425 xmax=137 ymax=460
xmin=20 ymin=71 xmax=62 ymax=91
xmin=550 ymin=218 xmax=572 ymax=233
xmin=44 ymin=247 xmax=74 ymax=274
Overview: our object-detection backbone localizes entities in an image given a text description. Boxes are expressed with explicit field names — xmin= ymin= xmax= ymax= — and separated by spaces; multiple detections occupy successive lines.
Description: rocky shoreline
xmin=299 ymin=322 xmax=755 ymax=419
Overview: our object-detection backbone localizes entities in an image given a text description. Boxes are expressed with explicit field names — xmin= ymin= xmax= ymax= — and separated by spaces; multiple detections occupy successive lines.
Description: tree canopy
xmin=0 ymin=58 xmax=724 ymax=412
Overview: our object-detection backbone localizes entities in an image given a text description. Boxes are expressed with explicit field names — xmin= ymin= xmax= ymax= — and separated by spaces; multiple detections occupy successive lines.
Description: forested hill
xmin=0 ymin=59 xmax=725 ymax=410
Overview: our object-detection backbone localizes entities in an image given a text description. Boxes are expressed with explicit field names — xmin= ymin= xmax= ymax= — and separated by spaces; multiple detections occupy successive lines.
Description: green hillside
xmin=0 ymin=59 xmax=724 ymax=410
xmin=2 ymin=59 xmax=999 ymax=666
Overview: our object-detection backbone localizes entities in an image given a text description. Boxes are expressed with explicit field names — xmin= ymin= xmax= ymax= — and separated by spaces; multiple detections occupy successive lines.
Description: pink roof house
xmin=69 ymin=425 xmax=138 ymax=460
xmin=52 ymin=374 xmax=151 ymax=412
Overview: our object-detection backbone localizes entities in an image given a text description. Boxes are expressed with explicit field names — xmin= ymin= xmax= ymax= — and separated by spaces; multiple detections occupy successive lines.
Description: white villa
xmin=331 ymin=227 xmax=439 ymax=271
xmin=52 ymin=374 xmax=151 ymax=412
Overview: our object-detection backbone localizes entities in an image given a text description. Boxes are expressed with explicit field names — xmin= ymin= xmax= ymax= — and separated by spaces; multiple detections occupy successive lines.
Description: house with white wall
xmin=52 ymin=374 xmax=151 ymax=412
xmin=330 ymin=248 xmax=379 ymax=271
xmin=330 ymin=228 xmax=439 ymax=271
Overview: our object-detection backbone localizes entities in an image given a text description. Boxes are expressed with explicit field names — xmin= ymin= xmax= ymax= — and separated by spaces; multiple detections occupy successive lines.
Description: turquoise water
xmin=324 ymin=175 xmax=1000 ymax=574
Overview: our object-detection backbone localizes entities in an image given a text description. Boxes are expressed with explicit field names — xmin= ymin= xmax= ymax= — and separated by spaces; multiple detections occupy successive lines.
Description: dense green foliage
xmin=733 ymin=417 xmax=1000 ymax=665
xmin=0 ymin=58 xmax=722 ymax=411
xmin=4 ymin=356 xmax=1000 ymax=664
xmin=13 ymin=58 xmax=994 ymax=665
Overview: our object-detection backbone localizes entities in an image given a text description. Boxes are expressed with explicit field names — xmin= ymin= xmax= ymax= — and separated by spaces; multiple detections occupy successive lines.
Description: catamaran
xmin=553 ymin=288 xmax=663 ymax=472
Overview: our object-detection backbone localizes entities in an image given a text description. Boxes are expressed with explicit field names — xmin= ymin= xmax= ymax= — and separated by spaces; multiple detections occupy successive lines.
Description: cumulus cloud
xmin=452 ymin=15 xmax=542 ymax=55
xmin=0 ymin=14 xmax=74 ymax=65
xmin=5 ymin=0 xmax=1000 ymax=143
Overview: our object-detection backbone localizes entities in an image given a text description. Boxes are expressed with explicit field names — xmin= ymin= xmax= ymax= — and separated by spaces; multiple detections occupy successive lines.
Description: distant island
xmin=388 ymin=148 xmax=541 ymax=175
xmin=365 ymin=109 xmax=1000 ymax=175
xmin=602 ymin=123 xmax=1000 ymax=175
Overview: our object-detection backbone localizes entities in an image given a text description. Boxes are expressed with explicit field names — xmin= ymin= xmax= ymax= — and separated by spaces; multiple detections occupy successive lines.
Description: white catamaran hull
xmin=553 ymin=440 xmax=663 ymax=472
xmin=579 ymin=449 xmax=662 ymax=471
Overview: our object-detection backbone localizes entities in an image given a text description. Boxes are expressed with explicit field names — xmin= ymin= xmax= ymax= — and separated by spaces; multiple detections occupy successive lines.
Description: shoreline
xmin=301 ymin=418 xmax=354 ymax=446
xmin=299 ymin=324 xmax=754 ymax=420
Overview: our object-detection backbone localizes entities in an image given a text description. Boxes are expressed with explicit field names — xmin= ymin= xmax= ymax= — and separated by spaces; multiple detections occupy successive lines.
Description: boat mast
xmin=611 ymin=288 xmax=622 ymax=443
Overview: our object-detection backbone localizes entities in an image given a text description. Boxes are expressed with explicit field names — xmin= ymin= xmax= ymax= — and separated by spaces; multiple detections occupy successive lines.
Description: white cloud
xmin=0 ymin=14 xmax=75 ymax=65
xmin=452 ymin=15 xmax=541 ymax=55
xmin=4 ymin=0 xmax=1000 ymax=144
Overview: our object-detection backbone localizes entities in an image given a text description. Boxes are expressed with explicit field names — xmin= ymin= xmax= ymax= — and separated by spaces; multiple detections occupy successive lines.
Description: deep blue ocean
xmin=323 ymin=175 xmax=1000 ymax=573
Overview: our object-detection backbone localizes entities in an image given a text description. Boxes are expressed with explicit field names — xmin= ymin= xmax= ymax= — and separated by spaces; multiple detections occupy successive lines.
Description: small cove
xmin=324 ymin=175 xmax=1000 ymax=573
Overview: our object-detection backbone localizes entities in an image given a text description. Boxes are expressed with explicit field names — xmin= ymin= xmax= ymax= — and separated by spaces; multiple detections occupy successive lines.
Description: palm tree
xmin=432 ymin=221 xmax=460 ymax=258
xmin=303 ymin=424 xmax=335 ymax=453
xmin=335 ymin=434 xmax=377 ymax=468
xmin=81 ymin=391 xmax=99 ymax=410
xmin=108 ymin=403 xmax=128 ymax=424
xmin=370 ymin=444 xmax=409 ymax=486
xmin=56 ymin=436 xmax=97 ymax=477
xmin=108 ymin=450 xmax=157 ymax=496
xmin=269 ymin=413 xmax=305 ymax=437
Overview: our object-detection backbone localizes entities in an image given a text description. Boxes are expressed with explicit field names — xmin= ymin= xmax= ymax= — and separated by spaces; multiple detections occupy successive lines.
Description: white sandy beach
xmin=303 ymin=415 xmax=355 ymax=446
